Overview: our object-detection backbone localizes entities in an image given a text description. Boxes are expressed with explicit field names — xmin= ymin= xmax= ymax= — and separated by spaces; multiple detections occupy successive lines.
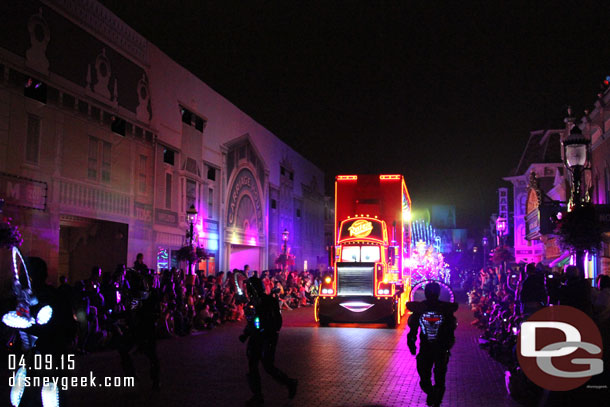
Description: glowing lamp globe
xmin=563 ymin=126 xmax=589 ymax=168
xmin=186 ymin=204 xmax=198 ymax=223
xmin=496 ymin=217 xmax=507 ymax=236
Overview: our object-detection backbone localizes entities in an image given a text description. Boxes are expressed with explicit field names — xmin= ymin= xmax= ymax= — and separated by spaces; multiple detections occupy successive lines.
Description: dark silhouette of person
xmin=558 ymin=265 xmax=593 ymax=316
xmin=133 ymin=253 xmax=149 ymax=274
xmin=518 ymin=263 xmax=547 ymax=315
xmin=118 ymin=272 xmax=160 ymax=389
xmin=239 ymin=276 xmax=297 ymax=406
xmin=407 ymin=282 xmax=458 ymax=407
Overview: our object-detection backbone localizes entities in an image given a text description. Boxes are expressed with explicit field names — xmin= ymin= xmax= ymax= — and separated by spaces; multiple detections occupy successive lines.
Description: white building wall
xmin=0 ymin=0 xmax=326 ymax=283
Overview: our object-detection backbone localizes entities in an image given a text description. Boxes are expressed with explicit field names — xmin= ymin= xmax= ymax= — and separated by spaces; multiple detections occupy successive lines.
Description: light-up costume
xmin=238 ymin=276 xmax=297 ymax=406
xmin=407 ymin=282 xmax=458 ymax=407
xmin=2 ymin=247 xmax=58 ymax=407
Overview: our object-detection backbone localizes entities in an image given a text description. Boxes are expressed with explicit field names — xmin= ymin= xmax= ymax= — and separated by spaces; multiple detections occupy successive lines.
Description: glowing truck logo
xmin=348 ymin=220 xmax=374 ymax=238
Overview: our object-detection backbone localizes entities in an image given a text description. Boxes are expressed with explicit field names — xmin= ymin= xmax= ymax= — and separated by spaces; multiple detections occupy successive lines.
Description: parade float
xmin=317 ymin=174 xmax=412 ymax=328
xmin=406 ymin=220 xmax=454 ymax=303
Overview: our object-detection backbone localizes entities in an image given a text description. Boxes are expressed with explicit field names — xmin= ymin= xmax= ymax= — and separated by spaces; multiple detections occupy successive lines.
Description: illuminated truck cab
xmin=316 ymin=175 xmax=411 ymax=328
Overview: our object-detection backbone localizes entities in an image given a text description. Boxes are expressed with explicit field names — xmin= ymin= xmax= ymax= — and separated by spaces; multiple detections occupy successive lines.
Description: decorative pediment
xmin=224 ymin=134 xmax=267 ymax=183
xmin=25 ymin=8 xmax=50 ymax=75
xmin=226 ymin=168 xmax=264 ymax=239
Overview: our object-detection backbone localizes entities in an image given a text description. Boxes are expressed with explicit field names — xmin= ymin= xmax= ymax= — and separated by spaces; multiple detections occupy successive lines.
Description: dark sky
xmin=101 ymin=0 xmax=610 ymax=231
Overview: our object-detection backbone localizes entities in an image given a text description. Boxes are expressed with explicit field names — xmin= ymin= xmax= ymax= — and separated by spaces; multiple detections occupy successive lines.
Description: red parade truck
xmin=315 ymin=174 xmax=412 ymax=327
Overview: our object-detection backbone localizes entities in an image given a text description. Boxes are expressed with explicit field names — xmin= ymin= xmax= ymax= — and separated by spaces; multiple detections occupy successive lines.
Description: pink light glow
xmin=195 ymin=220 xmax=204 ymax=237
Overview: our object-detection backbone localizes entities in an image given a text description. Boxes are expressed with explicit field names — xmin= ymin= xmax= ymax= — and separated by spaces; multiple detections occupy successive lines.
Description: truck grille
xmin=337 ymin=265 xmax=374 ymax=296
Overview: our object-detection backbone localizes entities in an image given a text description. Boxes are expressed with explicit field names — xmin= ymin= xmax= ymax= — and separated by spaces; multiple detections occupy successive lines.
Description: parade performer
xmin=2 ymin=250 xmax=60 ymax=407
xmin=239 ymin=276 xmax=297 ymax=406
xmin=407 ymin=282 xmax=458 ymax=407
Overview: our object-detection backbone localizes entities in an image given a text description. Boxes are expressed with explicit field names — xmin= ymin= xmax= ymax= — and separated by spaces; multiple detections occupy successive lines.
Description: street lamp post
xmin=496 ymin=217 xmax=507 ymax=246
xmin=282 ymin=229 xmax=289 ymax=272
xmin=482 ymin=236 xmax=488 ymax=270
xmin=186 ymin=204 xmax=198 ymax=275
xmin=495 ymin=218 xmax=508 ymax=275
xmin=563 ymin=125 xmax=590 ymax=209
xmin=563 ymin=124 xmax=591 ymax=271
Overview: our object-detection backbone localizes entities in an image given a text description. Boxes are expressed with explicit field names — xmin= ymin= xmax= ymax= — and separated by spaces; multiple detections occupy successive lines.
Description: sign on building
xmin=0 ymin=172 xmax=47 ymax=210
xmin=498 ymin=188 xmax=508 ymax=222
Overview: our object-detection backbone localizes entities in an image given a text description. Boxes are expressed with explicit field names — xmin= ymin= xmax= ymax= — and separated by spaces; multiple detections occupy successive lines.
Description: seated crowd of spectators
xmin=467 ymin=263 xmax=610 ymax=391
xmin=468 ymin=263 xmax=610 ymax=326
xmin=51 ymin=257 xmax=322 ymax=353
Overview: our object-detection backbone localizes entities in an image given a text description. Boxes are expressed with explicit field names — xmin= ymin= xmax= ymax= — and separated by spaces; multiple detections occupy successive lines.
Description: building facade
xmin=503 ymin=130 xmax=563 ymax=264
xmin=0 ymin=0 xmax=325 ymax=283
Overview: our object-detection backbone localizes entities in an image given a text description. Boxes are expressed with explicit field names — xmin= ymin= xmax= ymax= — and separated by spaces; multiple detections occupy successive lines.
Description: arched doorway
xmin=225 ymin=167 xmax=265 ymax=272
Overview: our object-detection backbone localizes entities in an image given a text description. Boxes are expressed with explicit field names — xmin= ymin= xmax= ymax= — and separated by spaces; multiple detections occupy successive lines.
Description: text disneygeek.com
xmin=9 ymin=371 xmax=135 ymax=391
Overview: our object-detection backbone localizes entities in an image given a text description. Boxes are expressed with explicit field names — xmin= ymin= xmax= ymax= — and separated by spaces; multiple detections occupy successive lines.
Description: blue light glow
xmin=41 ymin=382 xmax=60 ymax=407
xmin=36 ymin=305 xmax=53 ymax=325
xmin=2 ymin=311 xmax=34 ymax=329
xmin=10 ymin=367 xmax=27 ymax=407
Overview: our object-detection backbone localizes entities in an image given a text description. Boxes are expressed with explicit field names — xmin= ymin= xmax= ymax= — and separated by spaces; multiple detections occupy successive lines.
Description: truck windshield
xmin=341 ymin=246 xmax=360 ymax=262
xmin=341 ymin=246 xmax=380 ymax=262
xmin=361 ymin=246 xmax=381 ymax=262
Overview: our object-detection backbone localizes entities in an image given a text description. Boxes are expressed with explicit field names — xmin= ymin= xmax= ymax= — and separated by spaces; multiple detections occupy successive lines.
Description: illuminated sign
xmin=339 ymin=218 xmax=386 ymax=243
xmin=156 ymin=248 xmax=169 ymax=273
xmin=348 ymin=219 xmax=373 ymax=238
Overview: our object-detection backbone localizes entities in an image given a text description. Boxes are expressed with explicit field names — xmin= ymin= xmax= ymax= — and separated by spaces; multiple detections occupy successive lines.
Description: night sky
xmin=100 ymin=0 xmax=610 ymax=231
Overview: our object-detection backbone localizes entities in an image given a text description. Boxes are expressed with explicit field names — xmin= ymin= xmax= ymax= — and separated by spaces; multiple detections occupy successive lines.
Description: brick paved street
xmin=45 ymin=302 xmax=520 ymax=407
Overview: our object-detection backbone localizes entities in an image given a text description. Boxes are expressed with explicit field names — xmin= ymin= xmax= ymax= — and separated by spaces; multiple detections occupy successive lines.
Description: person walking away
xmin=239 ymin=276 xmax=297 ymax=406
xmin=118 ymin=273 xmax=160 ymax=389
xmin=407 ymin=282 xmax=458 ymax=407
xmin=518 ymin=263 xmax=547 ymax=316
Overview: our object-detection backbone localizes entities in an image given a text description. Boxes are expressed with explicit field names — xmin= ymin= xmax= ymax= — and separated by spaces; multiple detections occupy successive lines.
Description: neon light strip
xmin=12 ymin=247 xmax=29 ymax=286
xmin=379 ymin=175 xmax=401 ymax=180
xmin=334 ymin=180 xmax=337 ymax=267
xmin=410 ymin=280 xmax=455 ymax=303
xmin=337 ymin=175 xmax=358 ymax=180
xmin=339 ymin=302 xmax=375 ymax=312
xmin=338 ymin=237 xmax=386 ymax=245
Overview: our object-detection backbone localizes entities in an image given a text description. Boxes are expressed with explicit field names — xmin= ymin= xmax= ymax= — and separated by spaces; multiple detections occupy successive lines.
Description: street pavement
xmin=51 ymin=302 xmax=520 ymax=407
